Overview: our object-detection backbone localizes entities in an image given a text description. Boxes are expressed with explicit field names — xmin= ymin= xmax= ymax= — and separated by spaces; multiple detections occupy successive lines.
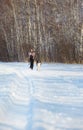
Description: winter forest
xmin=0 ymin=0 xmax=83 ymax=63
xmin=0 ymin=1 xmax=83 ymax=130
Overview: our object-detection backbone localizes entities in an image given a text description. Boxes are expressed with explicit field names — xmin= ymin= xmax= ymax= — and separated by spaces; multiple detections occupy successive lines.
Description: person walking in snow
xmin=29 ymin=49 xmax=35 ymax=69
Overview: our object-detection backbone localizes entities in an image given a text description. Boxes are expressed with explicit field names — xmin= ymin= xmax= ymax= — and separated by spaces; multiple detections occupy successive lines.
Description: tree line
xmin=0 ymin=0 xmax=83 ymax=63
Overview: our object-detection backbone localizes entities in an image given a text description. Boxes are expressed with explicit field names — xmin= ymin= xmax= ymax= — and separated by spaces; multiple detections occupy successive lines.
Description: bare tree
xmin=0 ymin=0 xmax=82 ymax=63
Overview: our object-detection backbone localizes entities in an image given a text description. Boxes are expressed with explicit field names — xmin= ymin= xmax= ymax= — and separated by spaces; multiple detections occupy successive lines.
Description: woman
xmin=29 ymin=49 xmax=35 ymax=69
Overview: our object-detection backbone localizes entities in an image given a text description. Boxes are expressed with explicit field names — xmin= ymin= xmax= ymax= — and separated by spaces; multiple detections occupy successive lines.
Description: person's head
xmin=31 ymin=49 xmax=33 ymax=52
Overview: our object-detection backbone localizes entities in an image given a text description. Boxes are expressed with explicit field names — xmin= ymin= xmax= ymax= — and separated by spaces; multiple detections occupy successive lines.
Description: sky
xmin=0 ymin=62 xmax=83 ymax=130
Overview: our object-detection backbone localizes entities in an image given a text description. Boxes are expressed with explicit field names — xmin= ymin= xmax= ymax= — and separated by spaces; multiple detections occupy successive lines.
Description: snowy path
xmin=0 ymin=62 xmax=83 ymax=130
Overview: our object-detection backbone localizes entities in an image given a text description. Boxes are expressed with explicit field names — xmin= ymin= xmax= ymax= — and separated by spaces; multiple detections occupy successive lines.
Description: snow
xmin=0 ymin=62 xmax=83 ymax=130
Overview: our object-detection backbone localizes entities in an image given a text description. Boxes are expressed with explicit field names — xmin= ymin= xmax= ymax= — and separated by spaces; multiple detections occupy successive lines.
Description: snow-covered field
xmin=0 ymin=62 xmax=83 ymax=130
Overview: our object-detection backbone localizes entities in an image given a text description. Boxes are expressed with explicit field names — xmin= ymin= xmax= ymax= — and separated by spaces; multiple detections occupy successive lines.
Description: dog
xmin=36 ymin=60 xmax=41 ymax=71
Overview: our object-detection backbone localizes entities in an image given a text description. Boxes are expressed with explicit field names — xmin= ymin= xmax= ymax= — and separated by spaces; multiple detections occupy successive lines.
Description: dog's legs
xmin=37 ymin=63 xmax=41 ymax=71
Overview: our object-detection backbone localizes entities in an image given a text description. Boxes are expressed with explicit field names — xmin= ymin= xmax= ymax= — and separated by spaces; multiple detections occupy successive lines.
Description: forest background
xmin=0 ymin=0 xmax=83 ymax=63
